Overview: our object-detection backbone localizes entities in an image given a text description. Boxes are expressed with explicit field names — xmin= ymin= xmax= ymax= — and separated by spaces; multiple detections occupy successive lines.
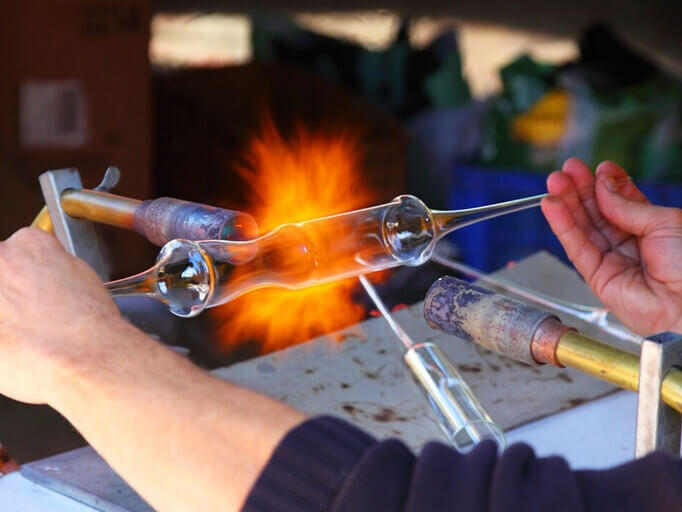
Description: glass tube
xmin=359 ymin=274 xmax=505 ymax=451
xmin=405 ymin=343 xmax=506 ymax=451
xmin=106 ymin=193 xmax=546 ymax=317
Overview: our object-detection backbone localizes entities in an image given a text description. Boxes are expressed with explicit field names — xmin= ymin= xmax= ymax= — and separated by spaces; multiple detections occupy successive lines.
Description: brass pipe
xmin=31 ymin=206 xmax=53 ymax=232
xmin=31 ymin=190 xmax=141 ymax=233
xmin=556 ymin=331 xmax=682 ymax=414
xmin=60 ymin=190 xmax=140 ymax=229
xmin=30 ymin=189 xmax=258 ymax=245
xmin=424 ymin=278 xmax=682 ymax=415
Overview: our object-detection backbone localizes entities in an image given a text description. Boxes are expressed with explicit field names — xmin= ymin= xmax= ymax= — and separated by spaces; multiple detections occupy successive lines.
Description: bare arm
xmin=0 ymin=228 xmax=305 ymax=511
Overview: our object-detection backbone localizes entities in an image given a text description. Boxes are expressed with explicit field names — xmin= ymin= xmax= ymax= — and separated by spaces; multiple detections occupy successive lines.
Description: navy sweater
xmin=243 ymin=416 xmax=682 ymax=512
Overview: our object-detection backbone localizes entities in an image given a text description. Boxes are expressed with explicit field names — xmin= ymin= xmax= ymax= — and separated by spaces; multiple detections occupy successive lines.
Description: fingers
xmin=561 ymin=158 xmax=634 ymax=250
xmin=595 ymin=161 xmax=649 ymax=204
xmin=541 ymin=195 xmax=604 ymax=286
xmin=6 ymin=227 xmax=60 ymax=247
xmin=595 ymin=175 xmax=681 ymax=237
xmin=561 ymin=157 xmax=594 ymax=189
xmin=4 ymin=228 xmax=64 ymax=261
xmin=546 ymin=160 xmax=611 ymax=253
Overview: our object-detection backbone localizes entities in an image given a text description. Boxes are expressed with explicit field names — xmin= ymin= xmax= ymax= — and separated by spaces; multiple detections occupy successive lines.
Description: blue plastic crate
xmin=447 ymin=165 xmax=682 ymax=272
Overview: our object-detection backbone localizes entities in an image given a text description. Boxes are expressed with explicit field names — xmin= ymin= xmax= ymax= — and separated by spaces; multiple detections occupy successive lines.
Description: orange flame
xmin=212 ymin=118 xmax=376 ymax=354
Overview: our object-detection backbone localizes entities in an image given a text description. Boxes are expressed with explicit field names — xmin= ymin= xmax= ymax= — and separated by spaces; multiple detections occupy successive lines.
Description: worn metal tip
xmin=424 ymin=275 xmax=551 ymax=366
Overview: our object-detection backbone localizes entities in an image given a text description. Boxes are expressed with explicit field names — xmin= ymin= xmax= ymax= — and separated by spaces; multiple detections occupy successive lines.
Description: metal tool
xmin=431 ymin=254 xmax=643 ymax=346
xmin=40 ymin=168 xmax=111 ymax=280
xmin=636 ymin=333 xmax=682 ymax=456
xmin=358 ymin=275 xmax=505 ymax=452
xmin=35 ymin=168 xmax=259 ymax=247
xmin=424 ymin=276 xmax=682 ymax=456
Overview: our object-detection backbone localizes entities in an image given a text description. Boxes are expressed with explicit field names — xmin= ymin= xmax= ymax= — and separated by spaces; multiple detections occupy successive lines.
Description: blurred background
xmin=1 ymin=1 xmax=681 ymax=462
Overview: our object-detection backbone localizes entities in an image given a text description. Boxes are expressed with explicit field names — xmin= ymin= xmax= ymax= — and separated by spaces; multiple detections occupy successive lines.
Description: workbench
xmin=0 ymin=252 xmax=654 ymax=511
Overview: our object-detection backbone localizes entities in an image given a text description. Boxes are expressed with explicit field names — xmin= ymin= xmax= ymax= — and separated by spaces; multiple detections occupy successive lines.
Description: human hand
xmin=0 ymin=228 xmax=130 ymax=404
xmin=541 ymin=158 xmax=682 ymax=336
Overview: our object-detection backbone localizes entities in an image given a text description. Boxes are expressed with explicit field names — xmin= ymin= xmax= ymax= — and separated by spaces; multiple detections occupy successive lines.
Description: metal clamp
xmin=635 ymin=332 xmax=682 ymax=457
xmin=39 ymin=168 xmax=109 ymax=281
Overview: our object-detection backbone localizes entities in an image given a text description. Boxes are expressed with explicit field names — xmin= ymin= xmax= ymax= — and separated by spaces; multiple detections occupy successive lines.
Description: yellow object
xmin=60 ymin=190 xmax=139 ymax=229
xmin=557 ymin=331 xmax=682 ymax=414
xmin=511 ymin=89 xmax=570 ymax=146
xmin=31 ymin=207 xmax=53 ymax=233
xmin=30 ymin=190 xmax=141 ymax=234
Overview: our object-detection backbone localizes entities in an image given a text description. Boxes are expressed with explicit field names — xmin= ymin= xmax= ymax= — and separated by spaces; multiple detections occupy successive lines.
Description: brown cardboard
xmin=0 ymin=0 xmax=153 ymax=277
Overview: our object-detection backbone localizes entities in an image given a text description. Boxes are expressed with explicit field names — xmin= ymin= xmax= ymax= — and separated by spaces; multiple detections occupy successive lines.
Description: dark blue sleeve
xmin=242 ymin=415 xmax=682 ymax=512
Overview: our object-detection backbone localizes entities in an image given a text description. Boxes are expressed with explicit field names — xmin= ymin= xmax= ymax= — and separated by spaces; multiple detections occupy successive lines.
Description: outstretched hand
xmin=541 ymin=158 xmax=682 ymax=336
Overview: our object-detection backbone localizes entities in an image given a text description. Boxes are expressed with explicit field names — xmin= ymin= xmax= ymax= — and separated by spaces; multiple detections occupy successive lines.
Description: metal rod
xmin=32 ymin=189 xmax=141 ymax=233
xmin=424 ymin=276 xmax=682 ymax=415
xmin=432 ymin=254 xmax=643 ymax=346
xmin=61 ymin=190 xmax=140 ymax=229
xmin=556 ymin=331 xmax=682 ymax=414
xmin=32 ymin=186 xmax=258 ymax=248
xmin=31 ymin=206 xmax=53 ymax=232
xmin=556 ymin=332 xmax=641 ymax=392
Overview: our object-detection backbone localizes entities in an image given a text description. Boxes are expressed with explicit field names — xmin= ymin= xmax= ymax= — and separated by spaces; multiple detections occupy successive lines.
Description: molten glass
xmin=106 ymin=193 xmax=545 ymax=317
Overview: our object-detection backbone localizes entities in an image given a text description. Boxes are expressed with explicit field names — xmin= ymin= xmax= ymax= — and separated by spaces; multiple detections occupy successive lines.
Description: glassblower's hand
xmin=0 ymin=228 xmax=305 ymax=512
xmin=0 ymin=228 xmax=128 ymax=404
xmin=541 ymin=158 xmax=682 ymax=336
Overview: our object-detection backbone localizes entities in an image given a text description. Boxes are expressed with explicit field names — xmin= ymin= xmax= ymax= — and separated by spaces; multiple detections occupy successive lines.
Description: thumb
xmin=596 ymin=175 xmax=673 ymax=237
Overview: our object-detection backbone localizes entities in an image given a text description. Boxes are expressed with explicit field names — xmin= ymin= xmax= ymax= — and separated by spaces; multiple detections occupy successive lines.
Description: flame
xmin=212 ymin=118 xmax=376 ymax=354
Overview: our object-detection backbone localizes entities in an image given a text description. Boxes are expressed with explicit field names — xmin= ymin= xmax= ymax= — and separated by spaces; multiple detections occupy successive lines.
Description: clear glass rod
xmin=106 ymin=193 xmax=546 ymax=317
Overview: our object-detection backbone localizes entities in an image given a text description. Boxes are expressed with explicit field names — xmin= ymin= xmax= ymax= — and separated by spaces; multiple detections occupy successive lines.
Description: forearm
xmin=48 ymin=320 xmax=305 ymax=512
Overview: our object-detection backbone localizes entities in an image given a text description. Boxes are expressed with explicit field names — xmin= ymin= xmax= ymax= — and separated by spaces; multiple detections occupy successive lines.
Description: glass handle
xmin=105 ymin=239 xmax=216 ymax=318
xmin=404 ymin=342 xmax=506 ymax=452
xmin=433 ymin=193 xmax=546 ymax=235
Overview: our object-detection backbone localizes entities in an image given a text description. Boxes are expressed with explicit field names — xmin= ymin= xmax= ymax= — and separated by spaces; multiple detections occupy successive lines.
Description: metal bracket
xmin=94 ymin=166 xmax=121 ymax=192
xmin=635 ymin=332 xmax=682 ymax=457
xmin=39 ymin=168 xmax=109 ymax=281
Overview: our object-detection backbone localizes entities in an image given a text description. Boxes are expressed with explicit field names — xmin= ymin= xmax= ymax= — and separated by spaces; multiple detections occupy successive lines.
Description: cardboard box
xmin=0 ymin=0 xmax=152 ymax=277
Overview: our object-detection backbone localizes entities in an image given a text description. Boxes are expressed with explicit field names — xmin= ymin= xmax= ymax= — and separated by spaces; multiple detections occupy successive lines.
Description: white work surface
xmin=0 ymin=253 xmax=649 ymax=510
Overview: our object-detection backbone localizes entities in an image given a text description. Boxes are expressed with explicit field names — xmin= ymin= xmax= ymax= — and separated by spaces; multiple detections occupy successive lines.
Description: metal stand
xmin=636 ymin=332 xmax=682 ymax=457
xmin=39 ymin=168 xmax=113 ymax=281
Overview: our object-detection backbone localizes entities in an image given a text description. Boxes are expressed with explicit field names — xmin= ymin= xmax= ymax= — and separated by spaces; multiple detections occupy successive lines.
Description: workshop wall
xmin=0 ymin=0 xmax=153 ymax=278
